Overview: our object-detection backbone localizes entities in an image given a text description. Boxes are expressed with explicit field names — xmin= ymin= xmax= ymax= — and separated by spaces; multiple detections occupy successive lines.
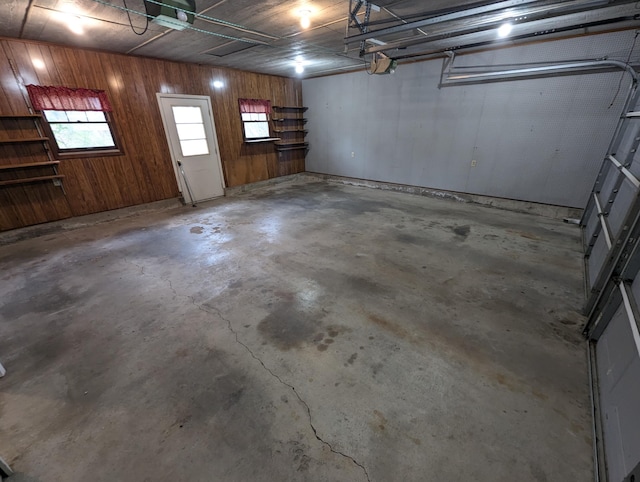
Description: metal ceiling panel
xmin=204 ymin=41 xmax=259 ymax=57
xmin=0 ymin=0 xmax=31 ymax=38
xmin=2 ymin=0 xmax=639 ymax=78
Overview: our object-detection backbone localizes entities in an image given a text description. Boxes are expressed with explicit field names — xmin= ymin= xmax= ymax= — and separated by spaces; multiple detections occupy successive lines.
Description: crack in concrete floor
xmin=0 ymin=180 xmax=592 ymax=481
xmin=124 ymin=255 xmax=372 ymax=482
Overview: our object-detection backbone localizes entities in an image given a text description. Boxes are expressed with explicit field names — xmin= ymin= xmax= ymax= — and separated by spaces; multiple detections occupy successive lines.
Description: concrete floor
xmin=0 ymin=179 xmax=591 ymax=481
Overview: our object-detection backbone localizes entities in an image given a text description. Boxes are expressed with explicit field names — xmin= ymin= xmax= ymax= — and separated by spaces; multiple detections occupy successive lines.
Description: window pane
xmin=244 ymin=121 xmax=270 ymax=139
xmin=44 ymin=110 xmax=68 ymax=122
xmin=172 ymin=106 xmax=203 ymax=124
xmin=241 ymin=113 xmax=252 ymax=121
xmin=176 ymin=123 xmax=206 ymax=141
xmin=86 ymin=111 xmax=106 ymax=122
xmin=180 ymin=139 xmax=209 ymax=156
xmin=50 ymin=123 xmax=116 ymax=149
xmin=256 ymin=113 xmax=267 ymax=121
xmin=67 ymin=111 xmax=88 ymax=122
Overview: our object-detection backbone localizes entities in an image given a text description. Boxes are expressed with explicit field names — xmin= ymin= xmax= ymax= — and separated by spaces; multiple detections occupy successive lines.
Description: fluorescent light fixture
xmin=497 ymin=22 xmax=512 ymax=38
xmin=212 ymin=80 xmax=224 ymax=88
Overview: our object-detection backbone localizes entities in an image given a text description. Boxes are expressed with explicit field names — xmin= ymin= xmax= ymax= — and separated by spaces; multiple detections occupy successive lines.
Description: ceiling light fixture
xmin=299 ymin=9 xmax=311 ymax=29
xmin=497 ymin=22 xmax=513 ymax=38
xmin=68 ymin=16 xmax=84 ymax=35
xmin=295 ymin=63 xmax=305 ymax=74
xmin=176 ymin=10 xmax=188 ymax=22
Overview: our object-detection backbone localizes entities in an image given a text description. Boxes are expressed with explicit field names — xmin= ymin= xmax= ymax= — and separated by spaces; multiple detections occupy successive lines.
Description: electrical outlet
xmin=471 ymin=159 xmax=477 ymax=167
xmin=351 ymin=152 xmax=355 ymax=158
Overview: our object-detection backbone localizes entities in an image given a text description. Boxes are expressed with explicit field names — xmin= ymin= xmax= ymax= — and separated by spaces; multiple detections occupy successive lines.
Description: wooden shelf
xmin=274 ymin=142 xmax=309 ymax=152
xmin=275 ymin=146 xmax=309 ymax=152
xmin=273 ymin=106 xmax=308 ymax=112
xmin=0 ymin=174 xmax=65 ymax=187
xmin=0 ymin=161 xmax=60 ymax=171
xmin=272 ymin=107 xmax=308 ymax=154
xmin=0 ymin=112 xmax=63 ymax=191
xmin=0 ymin=137 xmax=49 ymax=144
xmin=275 ymin=140 xmax=308 ymax=146
xmin=245 ymin=137 xmax=281 ymax=143
xmin=272 ymin=118 xmax=307 ymax=123
xmin=273 ymin=128 xmax=308 ymax=134
xmin=0 ymin=114 xmax=41 ymax=119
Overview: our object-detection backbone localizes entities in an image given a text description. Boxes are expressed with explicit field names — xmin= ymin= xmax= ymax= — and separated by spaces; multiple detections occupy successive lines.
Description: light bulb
xmin=176 ymin=10 xmax=188 ymax=22
xmin=299 ymin=9 xmax=311 ymax=29
xmin=212 ymin=80 xmax=224 ymax=89
xmin=295 ymin=64 xmax=304 ymax=74
xmin=68 ymin=16 xmax=84 ymax=35
xmin=497 ymin=22 xmax=512 ymax=38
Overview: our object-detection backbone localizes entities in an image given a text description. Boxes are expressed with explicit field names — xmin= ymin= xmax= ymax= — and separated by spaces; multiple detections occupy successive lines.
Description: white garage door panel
xmin=596 ymin=287 xmax=640 ymax=482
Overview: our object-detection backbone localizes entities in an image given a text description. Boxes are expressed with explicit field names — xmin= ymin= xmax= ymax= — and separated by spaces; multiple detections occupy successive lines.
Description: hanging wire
xmin=608 ymin=30 xmax=639 ymax=109
xmin=123 ymin=0 xmax=149 ymax=35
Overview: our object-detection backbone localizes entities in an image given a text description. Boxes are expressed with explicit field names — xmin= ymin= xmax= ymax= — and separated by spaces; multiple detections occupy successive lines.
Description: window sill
xmin=54 ymin=148 xmax=124 ymax=160
xmin=244 ymin=138 xmax=281 ymax=144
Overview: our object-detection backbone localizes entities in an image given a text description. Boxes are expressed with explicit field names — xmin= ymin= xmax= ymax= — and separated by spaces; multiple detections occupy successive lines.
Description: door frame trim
xmin=156 ymin=93 xmax=226 ymax=201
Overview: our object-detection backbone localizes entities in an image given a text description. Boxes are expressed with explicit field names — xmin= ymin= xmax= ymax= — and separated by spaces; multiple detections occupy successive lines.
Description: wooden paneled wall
xmin=0 ymin=37 xmax=304 ymax=231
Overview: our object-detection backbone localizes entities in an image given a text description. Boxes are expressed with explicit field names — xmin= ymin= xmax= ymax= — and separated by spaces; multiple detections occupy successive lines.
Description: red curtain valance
xmin=26 ymin=85 xmax=113 ymax=112
xmin=238 ymin=98 xmax=271 ymax=114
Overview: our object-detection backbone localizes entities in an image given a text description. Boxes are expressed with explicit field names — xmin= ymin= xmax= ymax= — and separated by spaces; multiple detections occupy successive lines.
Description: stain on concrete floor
xmin=0 ymin=179 xmax=590 ymax=482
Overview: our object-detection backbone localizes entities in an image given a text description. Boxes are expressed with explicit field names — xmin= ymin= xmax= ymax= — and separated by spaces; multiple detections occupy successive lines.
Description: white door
xmin=157 ymin=94 xmax=225 ymax=203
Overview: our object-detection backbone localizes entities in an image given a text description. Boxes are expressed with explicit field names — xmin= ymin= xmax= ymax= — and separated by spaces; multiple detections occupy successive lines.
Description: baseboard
xmin=302 ymin=172 xmax=583 ymax=220
xmin=0 ymin=198 xmax=183 ymax=246
xmin=224 ymin=173 xmax=307 ymax=196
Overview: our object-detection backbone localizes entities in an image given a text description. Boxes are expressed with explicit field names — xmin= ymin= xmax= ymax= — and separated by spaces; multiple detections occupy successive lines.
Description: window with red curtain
xmin=238 ymin=98 xmax=273 ymax=141
xmin=26 ymin=85 xmax=122 ymax=159
xmin=238 ymin=98 xmax=271 ymax=114
xmin=26 ymin=85 xmax=113 ymax=112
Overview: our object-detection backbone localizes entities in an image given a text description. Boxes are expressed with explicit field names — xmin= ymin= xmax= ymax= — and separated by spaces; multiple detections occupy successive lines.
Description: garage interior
xmin=1 ymin=1 xmax=640 ymax=481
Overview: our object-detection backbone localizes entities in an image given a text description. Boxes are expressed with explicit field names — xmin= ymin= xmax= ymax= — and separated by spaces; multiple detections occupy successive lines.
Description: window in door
xmin=171 ymin=105 xmax=209 ymax=156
